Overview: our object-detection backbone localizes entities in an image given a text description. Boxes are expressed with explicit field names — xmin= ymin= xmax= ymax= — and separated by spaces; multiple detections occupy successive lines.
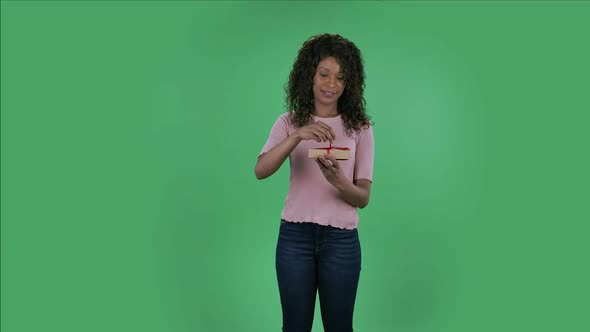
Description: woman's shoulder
xmin=278 ymin=111 xmax=292 ymax=120
xmin=267 ymin=111 xmax=296 ymax=131
xmin=276 ymin=111 xmax=295 ymax=126
xmin=352 ymin=122 xmax=373 ymax=142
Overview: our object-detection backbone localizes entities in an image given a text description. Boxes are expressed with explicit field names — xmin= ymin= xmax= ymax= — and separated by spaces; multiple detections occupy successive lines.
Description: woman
xmin=255 ymin=33 xmax=374 ymax=332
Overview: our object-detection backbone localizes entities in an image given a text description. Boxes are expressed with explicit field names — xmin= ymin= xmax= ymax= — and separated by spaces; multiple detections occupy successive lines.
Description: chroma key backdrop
xmin=2 ymin=1 xmax=589 ymax=332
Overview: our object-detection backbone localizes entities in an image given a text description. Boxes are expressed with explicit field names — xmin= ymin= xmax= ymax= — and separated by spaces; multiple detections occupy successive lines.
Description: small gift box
xmin=308 ymin=143 xmax=350 ymax=160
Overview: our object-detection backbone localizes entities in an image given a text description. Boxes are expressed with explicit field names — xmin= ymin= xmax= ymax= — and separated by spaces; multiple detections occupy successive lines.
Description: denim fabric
xmin=276 ymin=219 xmax=361 ymax=332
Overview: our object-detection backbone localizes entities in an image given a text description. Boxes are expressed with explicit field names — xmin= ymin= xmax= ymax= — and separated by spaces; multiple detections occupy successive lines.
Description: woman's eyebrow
xmin=319 ymin=66 xmax=343 ymax=74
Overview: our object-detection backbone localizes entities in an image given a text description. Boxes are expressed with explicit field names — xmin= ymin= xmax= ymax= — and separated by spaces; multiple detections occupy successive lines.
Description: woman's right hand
xmin=294 ymin=121 xmax=336 ymax=143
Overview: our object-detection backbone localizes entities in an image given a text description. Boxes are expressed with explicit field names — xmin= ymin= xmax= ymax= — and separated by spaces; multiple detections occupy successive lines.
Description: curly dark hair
xmin=285 ymin=33 xmax=372 ymax=136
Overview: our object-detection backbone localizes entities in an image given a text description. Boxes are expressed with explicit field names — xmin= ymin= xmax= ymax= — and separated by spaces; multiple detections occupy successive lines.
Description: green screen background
xmin=2 ymin=1 xmax=589 ymax=331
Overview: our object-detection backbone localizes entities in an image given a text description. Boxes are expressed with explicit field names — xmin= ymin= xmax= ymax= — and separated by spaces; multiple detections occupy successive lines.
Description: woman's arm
xmin=333 ymin=178 xmax=372 ymax=209
xmin=315 ymin=155 xmax=372 ymax=208
xmin=255 ymin=122 xmax=336 ymax=180
xmin=254 ymin=134 xmax=302 ymax=180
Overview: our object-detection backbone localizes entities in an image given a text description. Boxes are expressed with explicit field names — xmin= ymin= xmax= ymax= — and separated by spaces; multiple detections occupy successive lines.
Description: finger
xmin=312 ymin=129 xmax=328 ymax=142
xmin=319 ymin=123 xmax=336 ymax=141
xmin=316 ymin=123 xmax=336 ymax=141
xmin=320 ymin=155 xmax=333 ymax=167
xmin=318 ymin=155 xmax=331 ymax=167
xmin=317 ymin=128 xmax=331 ymax=142
xmin=327 ymin=126 xmax=337 ymax=141
xmin=311 ymin=129 xmax=323 ymax=143
xmin=326 ymin=154 xmax=339 ymax=168
xmin=316 ymin=158 xmax=327 ymax=170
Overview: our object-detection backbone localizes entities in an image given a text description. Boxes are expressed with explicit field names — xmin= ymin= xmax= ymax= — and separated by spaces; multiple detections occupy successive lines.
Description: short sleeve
xmin=353 ymin=125 xmax=374 ymax=182
xmin=259 ymin=113 xmax=291 ymax=157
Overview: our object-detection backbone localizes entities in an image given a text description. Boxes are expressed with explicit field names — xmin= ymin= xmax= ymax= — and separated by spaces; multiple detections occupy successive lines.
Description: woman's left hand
xmin=316 ymin=154 xmax=345 ymax=185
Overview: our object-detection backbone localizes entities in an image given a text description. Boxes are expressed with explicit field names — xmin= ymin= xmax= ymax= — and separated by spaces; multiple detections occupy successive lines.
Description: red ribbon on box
xmin=317 ymin=142 xmax=350 ymax=160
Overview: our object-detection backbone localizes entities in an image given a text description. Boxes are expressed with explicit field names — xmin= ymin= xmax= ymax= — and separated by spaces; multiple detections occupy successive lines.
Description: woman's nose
xmin=327 ymin=76 xmax=336 ymax=87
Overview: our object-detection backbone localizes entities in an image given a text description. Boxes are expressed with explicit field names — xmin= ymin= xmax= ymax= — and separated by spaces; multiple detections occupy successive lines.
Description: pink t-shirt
xmin=259 ymin=112 xmax=374 ymax=229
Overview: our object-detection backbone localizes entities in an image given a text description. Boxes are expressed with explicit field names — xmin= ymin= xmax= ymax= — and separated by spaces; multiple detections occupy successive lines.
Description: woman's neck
xmin=312 ymin=103 xmax=339 ymax=118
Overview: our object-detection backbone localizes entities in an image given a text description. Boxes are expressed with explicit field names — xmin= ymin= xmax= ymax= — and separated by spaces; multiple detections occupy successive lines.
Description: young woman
xmin=255 ymin=33 xmax=374 ymax=332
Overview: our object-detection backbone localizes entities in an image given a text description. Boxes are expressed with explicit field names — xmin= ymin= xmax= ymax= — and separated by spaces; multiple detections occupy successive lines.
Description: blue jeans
xmin=276 ymin=219 xmax=362 ymax=332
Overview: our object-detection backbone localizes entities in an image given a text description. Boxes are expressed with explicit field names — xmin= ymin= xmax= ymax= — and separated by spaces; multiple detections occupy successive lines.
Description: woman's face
xmin=312 ymin=56 xmax=345 ymax=107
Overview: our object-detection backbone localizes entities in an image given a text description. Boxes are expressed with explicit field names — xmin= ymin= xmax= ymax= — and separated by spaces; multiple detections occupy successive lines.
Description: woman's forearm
xmin=255 ymin=134 xmax=302 ymax=179
xmin=333 ymin=177 xmax=370 ymax=208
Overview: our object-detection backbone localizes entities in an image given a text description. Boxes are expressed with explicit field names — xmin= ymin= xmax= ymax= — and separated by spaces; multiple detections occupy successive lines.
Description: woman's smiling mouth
xmin=321 ymin=90 xmax=336 ymax=97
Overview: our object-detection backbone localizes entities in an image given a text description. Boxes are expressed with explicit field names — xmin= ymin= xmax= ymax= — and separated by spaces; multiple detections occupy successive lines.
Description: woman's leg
xmin=276 ymin=220 xmax=318 ymax=332
xmin=317 ymin=226 xmax=362 ymax=332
